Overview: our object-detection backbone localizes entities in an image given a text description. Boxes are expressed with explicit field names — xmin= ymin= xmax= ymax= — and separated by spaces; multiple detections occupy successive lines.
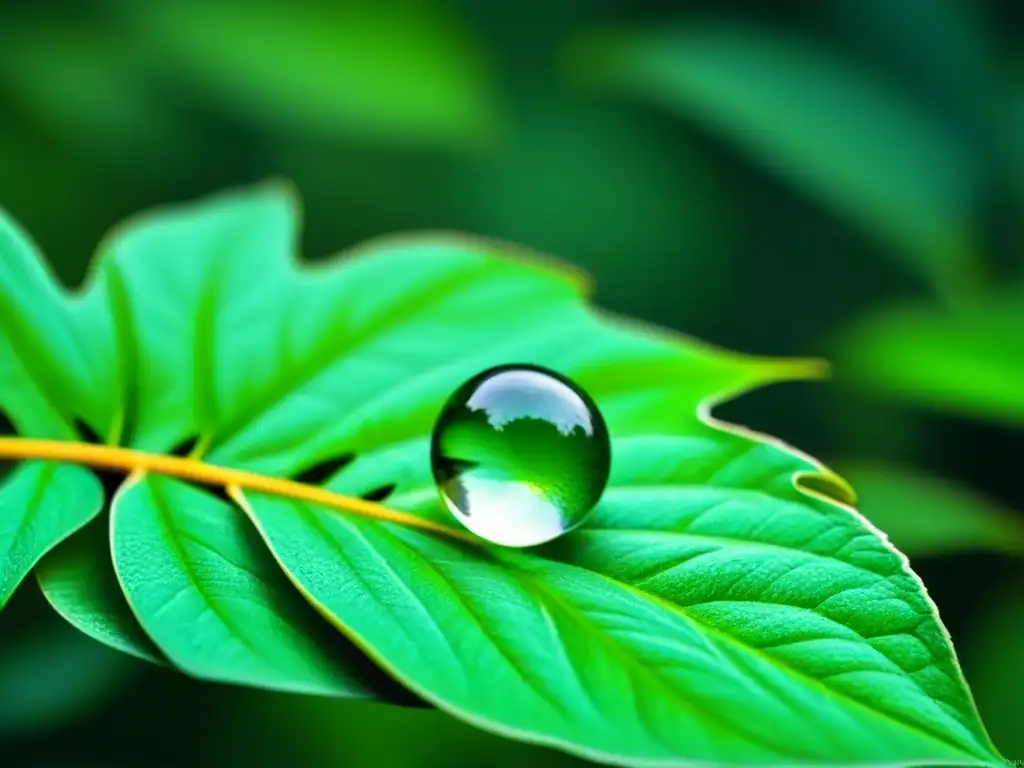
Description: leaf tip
xmin=794 ymin=468 xmax=858 ymax=508
xmin=760 ymin=355 xmax=832 ymax=384
xmin=703 ymin=353 xmax=831 ymax=409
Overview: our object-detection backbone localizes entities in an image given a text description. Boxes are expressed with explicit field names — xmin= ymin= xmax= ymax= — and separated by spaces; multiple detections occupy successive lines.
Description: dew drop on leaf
xmin=430 ymin=364 xmax=611 ymax=547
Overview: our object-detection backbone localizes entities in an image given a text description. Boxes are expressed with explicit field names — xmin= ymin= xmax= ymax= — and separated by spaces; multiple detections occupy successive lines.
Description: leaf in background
xmin=0 ymin=185 xmax=1004 ymax=764
xmin=838 ymin=462 xmax=1024 ymax=557
xmin=1011 ymin=73 xmax=1024 ymax=215
xmin=122 ymin=0 xmax=497 ymax=148
xmin=962 ymin=581 xmax=1024 ymax=759
xmin=568 ymin=24 xmax=985 ymax=296
xmin=835 ymin=293 xmax=1024 ymax=427
xmin=827 ymin=0 xmax=997 ymax=141
xmin=443 ymin=100 xmax=730 ymax=330
xmin=0 ymin=23 xmax=183 ymax=154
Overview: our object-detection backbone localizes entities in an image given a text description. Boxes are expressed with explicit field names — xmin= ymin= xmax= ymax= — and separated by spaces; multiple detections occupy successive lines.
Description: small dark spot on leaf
xmin=361 ymin=483 xmax=396 ymax=503
xmin=0 ymin=411 xmax=14 ymax=476
xmin=291 ymin=453 xmax=355 ymax=486
xmin=168 ymin=435 xmax=201 ymax=458
xmin=95 ymin=469 xmax=128 ymax=504
xmin=73 ymin=418 xmax=103 ymax=444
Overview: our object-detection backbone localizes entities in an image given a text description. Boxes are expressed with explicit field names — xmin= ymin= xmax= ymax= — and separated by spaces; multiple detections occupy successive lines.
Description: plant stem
xmin=0 ymin=436 xmax=472 ymax=542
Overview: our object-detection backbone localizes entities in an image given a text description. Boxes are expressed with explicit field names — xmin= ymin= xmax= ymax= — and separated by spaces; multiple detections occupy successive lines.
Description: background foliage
xmin=0 ymin=0 xmax=1021 ymax=765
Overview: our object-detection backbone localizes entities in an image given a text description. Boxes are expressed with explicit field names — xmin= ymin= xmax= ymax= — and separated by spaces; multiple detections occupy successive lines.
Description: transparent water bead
xmin=430 ymin=364 xmax=611 ymax=547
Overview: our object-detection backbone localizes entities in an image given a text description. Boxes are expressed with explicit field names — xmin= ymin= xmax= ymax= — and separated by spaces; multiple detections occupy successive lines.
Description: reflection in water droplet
xmin=430 ymin=364 xmax=611 ymax=547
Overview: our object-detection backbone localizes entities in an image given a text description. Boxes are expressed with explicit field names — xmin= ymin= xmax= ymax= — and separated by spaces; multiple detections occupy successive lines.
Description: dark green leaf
xmin=123 ymin=0 xmax=497 ymax=148
xmin=1011 ymin=74 xmax=1024 ymax=214
xmin=0 ymin=23 xmax=181 ymax=153
xmin=442 ymin=101 xmax=730 ymax=327
xmin=569 ymin=24 xmax=985 ymax=295
xmin=828 ymin=0 xmax=997 ymax=137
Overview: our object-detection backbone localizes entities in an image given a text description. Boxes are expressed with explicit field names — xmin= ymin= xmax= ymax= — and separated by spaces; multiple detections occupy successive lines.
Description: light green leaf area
xmin=0 ymin=462 xmax=102 ymax=606
xmin=111 ymin=473 xmax=390 ymax=699
xmin=0 ymin=211 xmax=113 ymax=438
xmin=123 ymin=0 xmax=495 ymax=147
xmin=0 ymin=185 xmax=1003 ymax=765
xmin=567 ymin=24 xmax=984 ymax=295
xmin=241 ymin=436 xmax=994 ymax=765
xmin=835 ymin=295 xmax=1024 ymax=427
xmin=839 ymin=463 xmax=1024 ymax=558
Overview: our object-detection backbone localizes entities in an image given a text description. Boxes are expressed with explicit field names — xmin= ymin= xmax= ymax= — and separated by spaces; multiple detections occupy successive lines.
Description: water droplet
xmin=430 ymin=364 xmax=611 ymax=547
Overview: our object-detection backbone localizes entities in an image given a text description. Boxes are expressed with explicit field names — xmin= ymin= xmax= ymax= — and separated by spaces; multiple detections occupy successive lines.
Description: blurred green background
xmin=1 ymin=0 xmax=1023 ymax=765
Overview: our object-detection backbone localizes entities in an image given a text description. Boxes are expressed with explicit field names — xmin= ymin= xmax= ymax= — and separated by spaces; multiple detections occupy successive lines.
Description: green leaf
xmin=36 ymin=513 xmax=164 ymax=663
xmin=568 ymin=24 xmax=984 ymax=295
xmin=835 ymin=293 xmax=1024 ymax=427
xmin=0 ymin=208 xmax=114 ymax=438
xmin=0 ymin=209 xmax=117 ymax=602
xmin=0 ymin=462 xmax=103 ymax=607
xmin=122 ymin=0 xmax=496 ymax=148
xmin=838 ymin=462 xmax=1024 ymax=558
xmin=0 ymin=185 xmax=1003 ymax=765
xmin=238 ymin=430 xmax=997 ymax=765
xmin=111 ymin=473 xmax=393 ymax=699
